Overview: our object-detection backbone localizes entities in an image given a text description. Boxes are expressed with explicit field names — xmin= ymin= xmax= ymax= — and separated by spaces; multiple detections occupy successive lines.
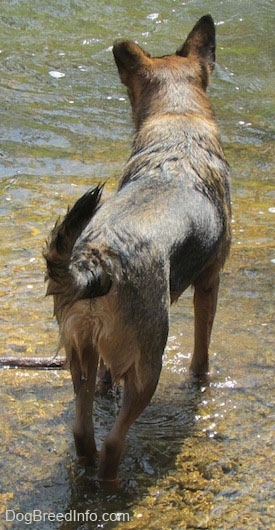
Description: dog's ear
xmin=177 ymin=15 xmax=216 ymax=74
xmin=113 ymin=40 xmax=151 ymax=85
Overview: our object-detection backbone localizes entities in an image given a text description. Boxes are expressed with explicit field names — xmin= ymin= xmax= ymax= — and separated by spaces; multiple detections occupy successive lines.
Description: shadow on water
xmin=2 ymin=259 xmax=274 ymax=529
xmin=62 ymin=381 xmax=204 ymax=529
xmin=1 ymin=359 xmax=209 ymax=529
xmin=0 ymin=0 xmax=274 ymax=528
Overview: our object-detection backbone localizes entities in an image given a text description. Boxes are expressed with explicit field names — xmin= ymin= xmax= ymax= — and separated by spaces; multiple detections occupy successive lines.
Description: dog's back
xmin=70 ymin=15 xmax=231 ymax=303
xmin=44 ymin=15 xmax=231 ymax=482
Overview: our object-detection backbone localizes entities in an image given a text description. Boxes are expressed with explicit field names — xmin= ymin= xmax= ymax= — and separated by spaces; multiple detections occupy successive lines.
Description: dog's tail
xmin=44 ymin=184 xmax=113 ymax=308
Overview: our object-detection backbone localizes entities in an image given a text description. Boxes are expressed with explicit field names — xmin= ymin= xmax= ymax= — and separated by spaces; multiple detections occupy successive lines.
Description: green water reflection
xmin=0 ymin=1 xmax=274 ymax=529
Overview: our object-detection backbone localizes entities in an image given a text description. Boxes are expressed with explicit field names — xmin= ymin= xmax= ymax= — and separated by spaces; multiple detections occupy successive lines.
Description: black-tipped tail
xmin=43 ymin=184 xmax=104 ymax=302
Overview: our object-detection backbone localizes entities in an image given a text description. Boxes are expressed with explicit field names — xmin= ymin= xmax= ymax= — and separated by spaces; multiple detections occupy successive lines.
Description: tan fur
xmin=44 ymin=15 xmax=231 ymax=482
xmin=58 ymin=289 xmax=142 ymax=391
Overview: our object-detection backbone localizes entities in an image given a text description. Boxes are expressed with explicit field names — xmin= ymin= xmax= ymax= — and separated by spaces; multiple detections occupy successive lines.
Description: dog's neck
xmin=131 ymin=110 xmax=218 ymax=156
xmin=132 ymin=82 xmax=214 ymax=132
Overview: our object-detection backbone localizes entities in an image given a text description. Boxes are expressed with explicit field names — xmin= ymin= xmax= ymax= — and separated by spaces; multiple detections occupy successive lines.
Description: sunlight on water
xmin=0 ymin=1 xmax=274 ymax=528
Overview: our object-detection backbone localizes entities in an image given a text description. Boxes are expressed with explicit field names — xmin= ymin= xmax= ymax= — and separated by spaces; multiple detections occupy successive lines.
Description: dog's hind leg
xmin=190 ymin=267 xmax=220 ymax=376
xmin=70 ymin=345 xmax=99 ymax=465
xmin=98 ymin=357 xmax=163 ymax=482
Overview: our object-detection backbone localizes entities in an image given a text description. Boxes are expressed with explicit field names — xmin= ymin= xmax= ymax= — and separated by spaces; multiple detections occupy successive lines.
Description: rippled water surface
xmin=0 ymin=1 xmax=274 ymax=529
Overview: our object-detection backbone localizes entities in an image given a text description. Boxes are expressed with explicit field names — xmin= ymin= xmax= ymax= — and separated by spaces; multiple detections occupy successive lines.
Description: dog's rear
xmin=44 ymin=15 xmax=231 ymax=483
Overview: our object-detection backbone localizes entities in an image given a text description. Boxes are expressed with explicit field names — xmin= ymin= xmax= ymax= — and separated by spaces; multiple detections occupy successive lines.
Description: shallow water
xmin=0 ymin=1 xmax=274 ymax=529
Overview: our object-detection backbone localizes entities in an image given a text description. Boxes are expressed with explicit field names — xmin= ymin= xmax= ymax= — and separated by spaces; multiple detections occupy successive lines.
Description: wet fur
xmin=44 ymin=15 xmax=231 ymax=481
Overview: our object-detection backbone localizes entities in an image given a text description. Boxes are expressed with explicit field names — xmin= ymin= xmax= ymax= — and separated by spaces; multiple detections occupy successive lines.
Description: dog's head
xmin=113 ymin=15 xmax=216 ymax=128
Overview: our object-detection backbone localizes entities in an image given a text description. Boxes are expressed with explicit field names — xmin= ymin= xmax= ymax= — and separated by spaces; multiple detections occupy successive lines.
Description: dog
xmin=44 ymin=14 xmax=231 ymax=482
